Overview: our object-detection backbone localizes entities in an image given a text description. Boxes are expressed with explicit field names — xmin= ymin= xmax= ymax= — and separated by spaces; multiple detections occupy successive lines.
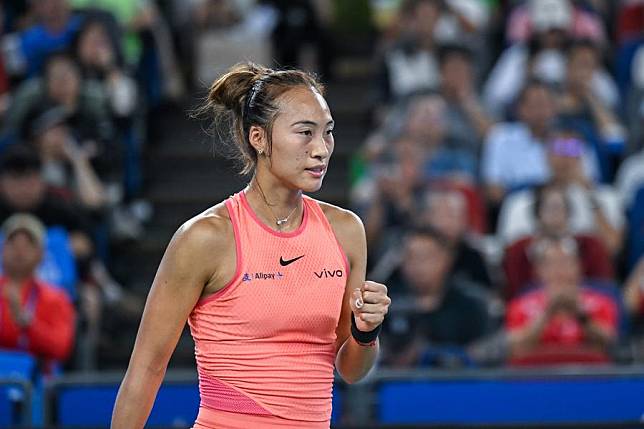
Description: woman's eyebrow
xmin=290 ymin=119 xmax=335 ymax=127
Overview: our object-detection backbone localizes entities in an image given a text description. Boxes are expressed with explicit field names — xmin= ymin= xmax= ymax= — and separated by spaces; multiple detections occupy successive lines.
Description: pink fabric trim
xmin=240 ymin=190 xmax=309 ymax=238
xmin=199 ymin=373 xmax=271 ymax=416
xmin=195 ymin=198 xmax=243 ymax=307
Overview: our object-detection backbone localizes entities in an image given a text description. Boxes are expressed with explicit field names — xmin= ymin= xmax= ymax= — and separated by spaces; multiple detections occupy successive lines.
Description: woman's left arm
xmin=330 ymin=208 xmax=391 ymax=384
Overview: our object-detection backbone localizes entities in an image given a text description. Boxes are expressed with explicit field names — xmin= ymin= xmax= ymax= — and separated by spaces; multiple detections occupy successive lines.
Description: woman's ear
xmin=248 ymin=125 xmax=266 ymax=155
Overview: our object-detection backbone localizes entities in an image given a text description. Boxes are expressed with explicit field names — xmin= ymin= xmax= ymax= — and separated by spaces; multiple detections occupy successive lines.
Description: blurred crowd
xmin=0 ymin=0 xmax=339 ymax=375
xmin=352 ymin=0 xmax=644 ymax=368
xmin=0 ymin=0 xmax=643 ymax=377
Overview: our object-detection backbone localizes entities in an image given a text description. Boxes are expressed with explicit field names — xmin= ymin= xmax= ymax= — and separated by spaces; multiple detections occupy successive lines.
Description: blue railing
xmin=2 ymin=366 xmax=644 ymax=427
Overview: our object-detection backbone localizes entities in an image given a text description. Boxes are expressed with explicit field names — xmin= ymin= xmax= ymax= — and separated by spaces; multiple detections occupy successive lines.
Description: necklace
xmin=253 ymin=179 xmax=299 ymax=228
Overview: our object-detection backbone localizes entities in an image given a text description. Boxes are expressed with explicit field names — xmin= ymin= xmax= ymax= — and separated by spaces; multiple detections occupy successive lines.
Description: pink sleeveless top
xmin=188 ymin=191 xmax=349 ymax=427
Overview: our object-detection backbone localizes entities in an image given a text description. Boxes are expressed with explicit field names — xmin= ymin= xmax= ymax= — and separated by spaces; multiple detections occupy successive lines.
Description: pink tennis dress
xmin=189 ymin=191 xmax=349 ymax=428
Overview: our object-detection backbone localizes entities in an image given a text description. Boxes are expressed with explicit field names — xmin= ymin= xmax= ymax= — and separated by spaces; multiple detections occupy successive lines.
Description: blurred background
xmin=0 ymin=0 xmax=643 ymax=427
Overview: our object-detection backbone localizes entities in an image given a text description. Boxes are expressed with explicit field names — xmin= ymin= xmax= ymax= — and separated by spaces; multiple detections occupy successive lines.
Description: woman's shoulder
xmin=172 ymin=201 xmax=234 ymax=256
xmin=314 ymin=199 xmax=365 ymax=247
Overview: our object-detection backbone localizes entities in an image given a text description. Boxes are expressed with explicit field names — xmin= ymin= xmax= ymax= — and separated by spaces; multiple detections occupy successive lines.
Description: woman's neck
xmin=246 ymin=174 xmax=303 ymax=230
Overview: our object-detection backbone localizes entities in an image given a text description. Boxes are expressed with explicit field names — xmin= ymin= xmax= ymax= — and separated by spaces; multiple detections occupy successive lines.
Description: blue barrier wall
xmin=378 ymin=376 xmax=644 ymax=425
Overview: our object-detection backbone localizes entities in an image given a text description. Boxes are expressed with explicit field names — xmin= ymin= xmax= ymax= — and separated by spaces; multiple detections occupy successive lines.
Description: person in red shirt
xmin=0 ymin=213 xmax=75 ymax=365
xmin=506 ymin=236 xmax=618 ymax=365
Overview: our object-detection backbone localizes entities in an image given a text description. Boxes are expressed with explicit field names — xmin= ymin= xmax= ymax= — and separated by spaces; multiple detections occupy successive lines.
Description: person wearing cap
xmin=497 ymin=131 xmax=624 ymax=255
xmin=0 ymin=213 xmax=76 ymax=365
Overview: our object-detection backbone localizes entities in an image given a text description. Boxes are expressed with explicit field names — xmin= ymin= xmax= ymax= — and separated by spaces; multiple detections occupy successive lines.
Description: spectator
xmin=0 ymin=145 xmax=94 ymax=257
xmin=375 ymin=0 xmax=442 ymax=105
xmin=0 ymin=213 xmax=75 ymax=364
xmin=482 ymin=80 xmax=561 ymax=206
xmin=505 ymin=0 xmax=606 ymax=45
xmin=383 ymin=225 xmax=493 ymax=368
xmin=3 ymin=52 xmax=118 ymax=179
xmin=497 ymin=135 xmax=623 ymax=254
xmin=437 ymin=43 xmax=494 ymax=158
xmin=557 ymin=39 xmax=625 ymax=162
xmin=5 ymin=0 xmax=82 ymax=78
xmin=362 ymin=136 xmax=426 ymax=253
xmin=502 ymin=183 xmax=614 ymax=299
xmin=506 ymin=236 xmax=618 ymax=366
xmin=25 ymin=104 xmax=107 ymax=210
xmin=420 ymin=189 xmax=493 ymax=290
xmin=405 ymin=94 xmax=477 ymax=181
xmin=483 ymin=0 xmax=613 ymax=118
xmin=73 ymin=18 xmax=138 ymax=119
xmin=70 ymin=0 xmax=185 ymax=101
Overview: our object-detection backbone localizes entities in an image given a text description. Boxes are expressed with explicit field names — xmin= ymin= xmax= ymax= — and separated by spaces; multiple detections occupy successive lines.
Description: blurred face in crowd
xmin=35 ymin=125 xmax=71 ymax=161
xmin=403 ymin=233 xmax=453 ymax=295
xmin=405 ymin=95 xmax=446 ymax=144
xmin=423 ymin=191 xmax=467 ymax=242
xmin=534 ymin=239 xmax=581 ymax=295
xmin=0 ymin=171 xmax=46 ymax=211
xmin=46 ymin=57 xmax=81 ymax=109
xmin=440 ymin=53 xmax=474 ymax=96
xmin=518 ymin=85 xmax=556 ymax=133
xmin=35 ymin=0 xmax=70 ymax=25
xmin=77 ymin=22 xmax=115 ymax=69
xmin=536 ymin=187 xmax=569 ymax=235
xmin=405 ymin=0 xmax=441 ymax=43
xmin=566 ymin=44 xmax=599 ymax=89
xmin=2 ymin=231 xmax=43 ymax=279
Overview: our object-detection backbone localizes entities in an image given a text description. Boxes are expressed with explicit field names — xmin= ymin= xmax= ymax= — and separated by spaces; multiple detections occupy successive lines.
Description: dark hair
xmin=72 ymin=16 xmax=123 ymax=68
xmin=405 ymin=223 xmax=454 ymax=253
xmin=0 ymin=145 xmax=42 ymax=175
xmin=42 ymin=50 xmax=80 ymax=78
xmin=199 ymin=63 xmax=324 ymax=175
xmin=515 ymin=78 xmax=552 ymax=106
xmin=437 ymin=43 xmax=473 ymax=67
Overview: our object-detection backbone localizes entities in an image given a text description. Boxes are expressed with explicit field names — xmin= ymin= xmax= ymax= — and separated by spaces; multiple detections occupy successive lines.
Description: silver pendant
xmin=276 ymin=218 xmax=288 ymax=226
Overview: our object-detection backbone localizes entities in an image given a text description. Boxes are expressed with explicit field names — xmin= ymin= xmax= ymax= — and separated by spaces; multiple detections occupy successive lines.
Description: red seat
xmin=502 ymin=234 xmax=615 ymax=300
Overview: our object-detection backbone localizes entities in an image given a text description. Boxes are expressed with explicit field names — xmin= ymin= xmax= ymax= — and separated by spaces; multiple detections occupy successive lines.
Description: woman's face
xmin=538 ymin=188 xmax=569 ymax=234
xmin=78 ymin=23 xmax=113 ymax=67
xmin=259 ymin=87 xmax=334 ymax=193
xmin=46 ymin=59 xmax=80 ymax=107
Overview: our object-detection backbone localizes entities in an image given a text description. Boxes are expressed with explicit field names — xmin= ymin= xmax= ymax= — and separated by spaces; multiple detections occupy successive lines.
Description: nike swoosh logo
xmin=279 ymin=255 xmax=305 ymax=266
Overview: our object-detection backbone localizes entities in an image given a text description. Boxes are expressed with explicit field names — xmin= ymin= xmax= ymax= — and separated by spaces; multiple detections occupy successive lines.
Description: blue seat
xmin=0 ymin=350 xmax=37 ymax=427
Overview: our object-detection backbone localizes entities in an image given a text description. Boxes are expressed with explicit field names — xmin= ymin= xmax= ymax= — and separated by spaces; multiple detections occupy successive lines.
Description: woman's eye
xmin=326 ymin=129 xmax=334 ymax=135
xmin=300 ymin=130 xmax=313 ymax=136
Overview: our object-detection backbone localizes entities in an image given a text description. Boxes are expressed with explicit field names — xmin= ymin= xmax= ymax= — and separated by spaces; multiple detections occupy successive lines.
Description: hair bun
xmin=207 ymin=63 xmax=271 ymax=112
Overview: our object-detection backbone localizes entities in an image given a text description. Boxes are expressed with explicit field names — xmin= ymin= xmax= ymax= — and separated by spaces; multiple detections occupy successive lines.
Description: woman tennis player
xmin=111 ymin=63 xmax=391 ymax=429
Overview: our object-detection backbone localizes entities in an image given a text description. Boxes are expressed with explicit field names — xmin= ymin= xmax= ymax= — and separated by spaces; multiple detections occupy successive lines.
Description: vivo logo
xmin=314 ymin=269 xmax=343 ymax=278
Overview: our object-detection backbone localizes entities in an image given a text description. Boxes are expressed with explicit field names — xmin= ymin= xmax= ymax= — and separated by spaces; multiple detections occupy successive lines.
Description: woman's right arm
xmin=111 ymin=215 xmax=227 ymax=428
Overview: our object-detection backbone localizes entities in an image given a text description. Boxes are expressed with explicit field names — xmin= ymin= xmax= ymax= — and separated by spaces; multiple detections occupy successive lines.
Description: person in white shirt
xmin=481 ymin=80 xmax=599 ymax=206
xmin=497 ymin=136 xmax=623 ymax=255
